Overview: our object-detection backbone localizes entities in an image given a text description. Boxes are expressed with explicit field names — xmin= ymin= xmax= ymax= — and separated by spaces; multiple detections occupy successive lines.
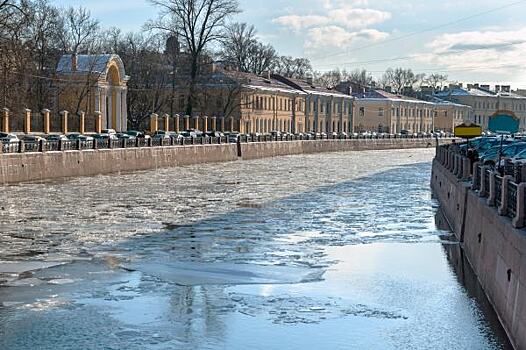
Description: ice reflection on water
xmin=0 ymin=149 xmax=512 ymax=349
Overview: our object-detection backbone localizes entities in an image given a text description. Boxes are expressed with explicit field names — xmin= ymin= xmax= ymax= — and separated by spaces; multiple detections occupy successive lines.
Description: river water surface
xmin=0 ymin=149 xmax=512 ymax=349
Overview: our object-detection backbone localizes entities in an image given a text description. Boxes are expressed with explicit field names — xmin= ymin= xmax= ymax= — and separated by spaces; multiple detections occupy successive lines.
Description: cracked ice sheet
xmin=123 ymin=261 xmax=325 ymax=286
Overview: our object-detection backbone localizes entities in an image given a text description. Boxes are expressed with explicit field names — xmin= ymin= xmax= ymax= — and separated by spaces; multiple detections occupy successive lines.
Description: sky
xmin=53 ymin=0 xmax=526 ymax=89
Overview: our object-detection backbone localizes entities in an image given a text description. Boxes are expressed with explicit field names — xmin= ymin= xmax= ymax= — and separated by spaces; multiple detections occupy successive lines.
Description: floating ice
xmin=0 ymin=261 xmax=65 ymax=274
xmin=124 ymin=261 xmax=325 ymax=286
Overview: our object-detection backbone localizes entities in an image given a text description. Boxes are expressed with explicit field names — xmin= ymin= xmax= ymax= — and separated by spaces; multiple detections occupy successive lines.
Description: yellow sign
xmin=454 ymin=123 xmax=482 ymax=139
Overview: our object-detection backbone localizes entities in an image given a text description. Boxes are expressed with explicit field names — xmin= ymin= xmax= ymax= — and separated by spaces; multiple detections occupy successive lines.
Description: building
xmin=174 ymin=68 xmax=306 ymax=134
xmin=56 ymin=54 xmax=129 ymax=132
xmin=430 ymin=97 xmax=473 ymax=133
xmin=352 ymin=90 xmax=436 ymax=133
xmin=273 ymin=75 xmax=353 ymax=133
xmin=435 ymin=85 xmax=526 ymax=130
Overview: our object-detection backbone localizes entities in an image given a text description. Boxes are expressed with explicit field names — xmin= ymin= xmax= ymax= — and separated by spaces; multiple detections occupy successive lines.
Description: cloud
xmin=273 ymin=5 xmax=390 ymax=31
xmin=327 ymin=7 xmax=391 ymax=29
xmin=272 ymin=15 xmax=329 ymax=31
xmin=272 ymin=1 xmax=391 ymax=49
xmin=413 ymin=28 xmax=526 ymax=75
xmin=305 ymin=26 xmax=389 ymax=49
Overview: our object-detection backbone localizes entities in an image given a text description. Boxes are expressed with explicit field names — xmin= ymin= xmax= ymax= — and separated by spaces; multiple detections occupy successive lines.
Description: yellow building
xmin=175 ymin=68 xmax=306 ymax=133
xmin=56 ymin=54 xmax=129 ymax=131
xmin=431 ymin=98 xmax=473 ymax=133
xmin=272 ymin=75 xmax=353 ymax=133
xmin=435 ymin=85 xmax=526 ymax=130
xmin=353 ymin=90 xmax=435 ymax=133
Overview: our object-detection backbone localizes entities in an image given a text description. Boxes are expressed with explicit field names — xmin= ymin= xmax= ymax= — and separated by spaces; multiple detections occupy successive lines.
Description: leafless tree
xmin=427 ymin=73 xmax=449 ymax=92
xmin=60 ymin=6 xmax=99 ymax=54
xmin=382 ymin=67 xmax=418 ymax=94
xmin=272 ymin=56 xmax=312 ymax=79
xmin=147 ymin=0 xmax=240 ymax=116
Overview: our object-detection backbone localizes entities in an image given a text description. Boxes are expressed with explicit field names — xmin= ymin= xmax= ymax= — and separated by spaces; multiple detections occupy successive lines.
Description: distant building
xmin=428 ymin=97 xmax=473 ymax=133
xmin=273 ymin=75 xmax=353 ymax=133
xmin=435 ymin=85 xmax=526 ymax=130
xmin=174 ymin=67 xmax=307 ymax=133
xmin=352 ymin=90 xmax=435 ymax=133
xmin=56 ymin=54 xmax=129 ymax=131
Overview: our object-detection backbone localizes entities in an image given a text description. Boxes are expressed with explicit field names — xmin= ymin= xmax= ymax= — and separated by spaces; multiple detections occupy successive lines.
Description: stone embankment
xmin=432 ymin=146 xmax=526 ymax=350
xmin=0 ymin=138 xmax=450 ymax=185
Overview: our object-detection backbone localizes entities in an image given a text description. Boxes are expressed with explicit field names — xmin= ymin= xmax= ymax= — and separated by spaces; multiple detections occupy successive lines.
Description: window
xmin=359 ymin=107 xmax=365 ymax=116
xmin=379 ymin=108 xmax=384 ymax=117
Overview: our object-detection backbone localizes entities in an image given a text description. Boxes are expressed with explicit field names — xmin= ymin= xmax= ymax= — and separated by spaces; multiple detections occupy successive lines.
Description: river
xmin=0 ymin=149 xmax=512 ymax=349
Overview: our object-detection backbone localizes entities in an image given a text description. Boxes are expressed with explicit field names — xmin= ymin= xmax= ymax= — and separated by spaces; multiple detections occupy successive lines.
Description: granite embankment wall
xmin=0 ymin=138 xmax=449 ymax=185
xmin=432 ymin=160 xmax=526 ymax=350
xmin=240 ymin=138 xmax=443 ymax=160
xmin=0 ymin=144 xmax=239 ymax=184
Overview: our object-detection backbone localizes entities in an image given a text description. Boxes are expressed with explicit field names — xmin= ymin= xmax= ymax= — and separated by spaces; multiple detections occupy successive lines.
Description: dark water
xmin=0 ymin=149 xmax=512 ymax=349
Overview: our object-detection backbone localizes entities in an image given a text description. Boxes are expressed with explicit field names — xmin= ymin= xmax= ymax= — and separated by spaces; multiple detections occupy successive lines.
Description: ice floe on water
xmin=124 ymin=261 xmax=325 ymax=286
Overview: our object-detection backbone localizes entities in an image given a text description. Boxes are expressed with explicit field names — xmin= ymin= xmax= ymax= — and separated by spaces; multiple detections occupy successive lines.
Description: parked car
xmin=152 ymin=131 xmax=171 ymax=140
xmin=179 ymin=130 xmax=198 ymax=138
xmin=67 ymin=133 xmax=94 ymax=141
xmin=45 ymin=134 xmax=69 ymax=141
xmin=93 ymin=133 xmax=118 ymax=140
xmin=479 ymin=142 xmax=526 ymax=166
xmin=0 ymin=132 xmax=19 ymax=143
xmin=21 ymin=134 xmax=45 ymax=142
xmin=116 ymin=132 xmax=135 ymax=140
xmin=226 ymin=133 xmax=240 ymax=142
xmin=125 ymin=130 xmax=150 ymax=139
xmin=101 ymin=128 xmax=117 ymax=135
xmin=204 ymin=131 xmax=222 ymax=138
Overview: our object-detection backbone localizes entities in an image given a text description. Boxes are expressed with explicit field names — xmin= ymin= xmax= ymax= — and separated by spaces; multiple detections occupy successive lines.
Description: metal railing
xmin=507 ymin=181 xmax=517 ymax=219
xmin=0 ymin=133 xmax=444 ymax=155
xmin=437 ymin=144 xmax=526 ymax=228
xmin=495 ymin=175 xmax=503 ymax=208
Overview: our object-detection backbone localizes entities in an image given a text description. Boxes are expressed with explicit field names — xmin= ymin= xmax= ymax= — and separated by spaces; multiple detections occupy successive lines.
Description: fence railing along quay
xmin=437 ymin=144 xmax=526 ymax=228
xmin=0 ymin=132 xmax=443 ymax=155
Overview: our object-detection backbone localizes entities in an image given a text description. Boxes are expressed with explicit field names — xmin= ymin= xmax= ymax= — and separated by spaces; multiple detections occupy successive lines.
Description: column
xmin=42 ymin=109 xmax=50 ymax=134
xmin=2 ymin=108 xmax=9 ymax=133
xmin=220 ymin=117 xmax=225 ymax=132
xmin=94 ymin=111 xmax=102 ymax=133
xmin=211 ymin=117 xmax=217 ymax=131
xmin=95 ymin=88 xmax=101 ymax=115
xmin=174 ymin=114 xmax=180 ymax=132
xmin=203 ymin=116 xmax=208 ymax=132
xmin=230 ymin=117 xmax=235 ymax=132
xmin=163 ymin=114 xmax=170 ymax=132
xmin=115 ymin=87 xmax=122 ymax=131
xmin=184 ymin=115 xmax=190 ymax=130
xmin=193 ymin=116 xmax=200 ymax=130
xmin=79 ymin=111 xmax=85 ymax=134
xmin=150 ymin=113 xmax=159 ymax=133
xmin=121 ymin=89 xmax=128 ymax=132
xmin=100 ymin=89 xmax=108 ymax=129
xmin=60 ymin=110 xmax=68 ymax=134
xmin=24 ymin=109 xmax=31 ymax=134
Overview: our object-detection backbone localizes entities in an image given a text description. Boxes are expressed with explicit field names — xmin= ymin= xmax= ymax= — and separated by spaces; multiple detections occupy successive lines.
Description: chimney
xmin=262 ymin=71 xmax=271 ymax=80
xmin=306 ymin=76 xmax=313 ymax=85
xmin=474 ymin=83 xmax=479 ymax=88
xmin=502 ymin=85 xmax=511 ymax=93
xmin=384 ymin=86 xmax=392 ymax=93
xmin=495 ymin=85 xmax=501 ymax=92
xmin=71 ymin=53 xmax=77 ymax=72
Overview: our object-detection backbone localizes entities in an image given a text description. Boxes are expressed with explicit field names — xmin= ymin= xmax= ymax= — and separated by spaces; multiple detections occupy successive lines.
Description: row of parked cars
xmin=460 ymin=135 xmax=526 ymax=167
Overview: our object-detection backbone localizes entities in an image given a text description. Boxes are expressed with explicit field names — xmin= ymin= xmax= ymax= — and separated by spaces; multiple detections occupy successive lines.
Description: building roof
xmin=272 ymin=75 xmax=352 ymax=99
xmin=435 ymin=87 xmax=526 ymax=99
xmin=353 ymin=89 xmax=434 ymax=104
xmin=56 ymin=54 xmax=129 ymax=81
xmin=427 ymin=96 xmax=472 ymax=109
xmin=205 ymin=69 xmax=306 ymax=95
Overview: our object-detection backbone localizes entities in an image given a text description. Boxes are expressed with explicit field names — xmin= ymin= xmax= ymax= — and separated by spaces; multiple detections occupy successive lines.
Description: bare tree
xmin=272 ymin=56 xmax=312 ymax=79
xmin=382 ymin=67 xmax=418 ymax=94
xmin=148 ymin=0 xmax=240 ymax=116
xmin=427 ymin=73 xmax=448 ymax=92
xmin=60 ymin=6 xmax=99 ymax=54
xmin=220 ymin=22 xmax=257 ymax=71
